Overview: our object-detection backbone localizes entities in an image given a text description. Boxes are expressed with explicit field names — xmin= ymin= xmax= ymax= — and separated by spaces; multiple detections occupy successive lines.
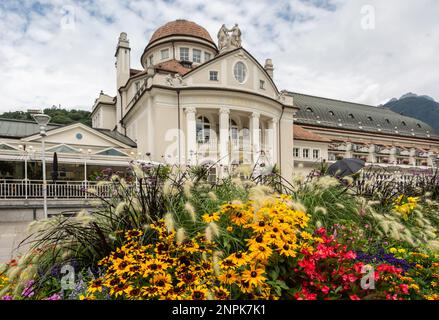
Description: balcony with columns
xmin=184 ymin=107 xmax=279 ymax=173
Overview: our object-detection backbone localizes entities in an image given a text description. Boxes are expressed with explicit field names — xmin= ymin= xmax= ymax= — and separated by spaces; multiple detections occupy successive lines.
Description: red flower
xmin=321 ymin=286 xmax=330 ymax=294
xmin=349 ymin=294 xmax=361 ymax=300
xmin=399 ymin=284 xmax=409 ymax=295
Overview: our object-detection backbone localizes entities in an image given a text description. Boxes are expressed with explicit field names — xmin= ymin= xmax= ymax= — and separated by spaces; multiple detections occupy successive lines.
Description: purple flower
xmin=45 ymin=293 xmax=62 ymax=300
xmin=1 ymin=295 xmax=13 ymax=300
xmin=22 ymin=280 xmax=35 ymax=298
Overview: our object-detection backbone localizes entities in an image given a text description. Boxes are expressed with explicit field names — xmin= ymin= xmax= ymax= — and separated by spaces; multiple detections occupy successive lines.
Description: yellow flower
xmin=227 ymin=252 xmax=249 ymax=267
xmin=213 ymin=286 xmax=230 ymax=300
xmin=241 ymin=266 xmax=266 ymax=287
xmin=202 ymin=211 xmax=220 ymax=223
xmin=190 ymin=286 xmax=209 ymax=300
xmin=218 ymin=269 xmax=239 ymax=285
xmin=151 ymin=273 xmax=173 ymax=292
xmin=248 ymin=244 xmax=272 ymax=262
xmin=87 ymin=278 xmax=104 ymax=294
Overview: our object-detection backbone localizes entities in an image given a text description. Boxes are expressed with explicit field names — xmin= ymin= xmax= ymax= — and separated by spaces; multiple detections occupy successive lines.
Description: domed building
xmin=89 ymin=19 xmax=439 ymax=180
xmin=92 ymin=19 xmax=295 ymax=180
xmin=3 ymin=19 xmax=438 ymax=208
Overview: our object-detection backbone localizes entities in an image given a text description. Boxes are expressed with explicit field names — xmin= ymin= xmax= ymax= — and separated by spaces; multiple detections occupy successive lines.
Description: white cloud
xmin=0 ymin=0 xmax=438 ymax=113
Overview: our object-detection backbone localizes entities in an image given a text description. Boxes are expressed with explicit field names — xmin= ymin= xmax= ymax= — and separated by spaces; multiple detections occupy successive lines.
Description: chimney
xmin=264 ymin=58 xmax=274 ymax=79
xmin=115 ymin=32 xmax=131 ymax=133
xmin=115 ymin=32 xmax=131 ymax=89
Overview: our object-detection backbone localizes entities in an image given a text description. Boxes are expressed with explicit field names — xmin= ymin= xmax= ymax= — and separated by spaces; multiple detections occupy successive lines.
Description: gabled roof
xmin=0 ymin=118 xmax=136 ymax=148
xmin=290 ymin=92 xmax=439 ymax=140
xmin=0 ymin=118 xmax=60 ymax=138
xmin=95 ymin=128 xmax=137 ymax=147
xmin=182 ymin=47 xmax=280 ymax=95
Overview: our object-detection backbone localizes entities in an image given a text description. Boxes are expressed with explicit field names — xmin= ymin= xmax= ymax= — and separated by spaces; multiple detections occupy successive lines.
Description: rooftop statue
xmin=217 ymin=23 xmax=242 ymax=52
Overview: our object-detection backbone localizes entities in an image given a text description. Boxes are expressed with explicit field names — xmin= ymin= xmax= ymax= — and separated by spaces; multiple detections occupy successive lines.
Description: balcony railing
xmin=0 ymin=180 xmax=110 ymax=199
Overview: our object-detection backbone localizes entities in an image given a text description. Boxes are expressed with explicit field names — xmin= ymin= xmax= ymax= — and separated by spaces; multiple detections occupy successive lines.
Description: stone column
xmin=267 ymin=118 xmax=278 ymax=164
xmin=368 ymin=144 xmax=376 ymax=163
xmin=390 ymin=147 xmax=397 ymax=165
xmin=345 ymin=142 xmax=353 ymax=159
xmin=219 ymin=108 xmax=230 ymax=167
xmin=428 ymin=151 xmax=436 ymax=167
xmin=409 ymin=148 xmax=416 ymax=166
xmin=185 ymin=107 xmax=197 ymax=165
xmin=250 ymin=112 xmax=260 ymax=164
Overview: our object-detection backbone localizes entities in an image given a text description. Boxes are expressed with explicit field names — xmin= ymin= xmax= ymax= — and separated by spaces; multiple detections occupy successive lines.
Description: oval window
xmin=234 ymin=62 xmax=247 ymax=83
xmin=76 ymin=133 xmax=83 ymax=140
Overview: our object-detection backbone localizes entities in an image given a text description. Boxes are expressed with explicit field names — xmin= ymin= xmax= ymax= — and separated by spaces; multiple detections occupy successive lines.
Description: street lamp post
xmin=32 ymin=113 xmax=51 ymax=219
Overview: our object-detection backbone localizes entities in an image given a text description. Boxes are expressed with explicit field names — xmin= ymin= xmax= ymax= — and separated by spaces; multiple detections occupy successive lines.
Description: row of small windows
xmin=293 ymin=147 xmax=320 ymax=159
xmin=148 ymin=48 xmax=212 ymax=66
xmin=304 ymin=107 xmax=422 ymax=128
xmin=179 ymin=48 xmax=211 ymax=63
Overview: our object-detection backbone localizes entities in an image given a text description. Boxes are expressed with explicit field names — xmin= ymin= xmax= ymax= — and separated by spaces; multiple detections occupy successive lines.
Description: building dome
xmin=147 ymin=19 xmax=216 ymax=48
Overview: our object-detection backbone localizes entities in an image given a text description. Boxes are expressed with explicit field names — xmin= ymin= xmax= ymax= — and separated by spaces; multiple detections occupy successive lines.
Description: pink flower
xmin=349 ymin=295 xmax=361 ymax=300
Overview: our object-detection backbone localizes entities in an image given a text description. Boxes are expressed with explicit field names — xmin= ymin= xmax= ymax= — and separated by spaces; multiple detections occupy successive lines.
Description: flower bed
xmin=0 ymin=164 xmax=438 ymax=300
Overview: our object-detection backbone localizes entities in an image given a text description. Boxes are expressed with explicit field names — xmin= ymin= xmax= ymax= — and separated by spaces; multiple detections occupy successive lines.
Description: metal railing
xmin=0 ymin=179 xmax=111 ymax=199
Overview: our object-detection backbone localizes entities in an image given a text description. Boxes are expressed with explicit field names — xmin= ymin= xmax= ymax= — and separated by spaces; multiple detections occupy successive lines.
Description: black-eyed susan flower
xmin=202 ymin=211 xmax=220 ymax=223
xmin=249 ymin=244 xmax=272 ymax=261
xmin=87 ymin=278 xmax=104 ymax=294
xmin=242 ymin=266 xmax=266 ymax=287
xmin=213 ymin=286 xmax=230 ymax=300
xmin=190 ymin=286 xmax=208 ymax=300
xmin=227 ymin=251 xmax=249 ymax=267
xmin=218 ymin=269 xmax=238 ymax=285
xmin=125 ymin=229 xmax=143 ymax=241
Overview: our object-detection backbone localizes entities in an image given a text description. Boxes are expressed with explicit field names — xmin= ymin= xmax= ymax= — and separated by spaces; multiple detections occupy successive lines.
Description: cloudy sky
xmin=0 ymin=0 xmax=438 ymax=113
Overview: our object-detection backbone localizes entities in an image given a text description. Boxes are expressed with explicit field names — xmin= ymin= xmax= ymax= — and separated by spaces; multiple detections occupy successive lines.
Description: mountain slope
xmin=0 ymin=108 xmax=91 ymax=126
xmin=383 ymin=93 xmax=439 ymax=134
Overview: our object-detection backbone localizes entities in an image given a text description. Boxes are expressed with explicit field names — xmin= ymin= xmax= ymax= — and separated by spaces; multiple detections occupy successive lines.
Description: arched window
xmin=306 ymin=107 xmax=313 ymax=113
xmin=196 ymin=116 xmax=211 ymax=143
xmin=385 ymin=119 xmax=390 ymax=124
xmin=234 ymin=62 xmax=247 ymax=83
xmin=329 ymin=111 xmax=335 ymax=116
xmin=349 ymin=113 xmax=355 ymax=119
xmin=417 ymin=123 xmax=422 ymax=128
xmin=367 ymin=116 xmax=373 ymax=121
xmin=401 ymin=121 xmax=407 ymax=126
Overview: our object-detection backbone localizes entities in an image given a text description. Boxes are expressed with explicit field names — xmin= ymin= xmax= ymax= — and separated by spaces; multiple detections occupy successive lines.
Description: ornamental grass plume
xmin=208 ymin=192 xmax=218 ymax=201
xmin=184 ymin=202 xmax=196 ymax=222
xmin=164 ymin=213 xmax=175 ymax=233
xmin=314 ymin=176 xmax=339 ymax=189
xmin=212 ymin=251 xmax=222 ymax=276
xmin=342 ymin=176 xmax=354 ymax=185
xmin=183 ymin=180 xmax=194 ymax=198
xmin=314 ymin=206 xmax=328 ymax=215
xmin=231 ymin=178 xmax=243 ymax=188
xmin=291 ymin=201 xmax=307 ymax=213
xmin=75 ymin=210 xmax=94 ymax=226
xmin=115 ymin=201 xmax=126 ymax=215
xmin=176 ymin=227 xmax=186 ymax=245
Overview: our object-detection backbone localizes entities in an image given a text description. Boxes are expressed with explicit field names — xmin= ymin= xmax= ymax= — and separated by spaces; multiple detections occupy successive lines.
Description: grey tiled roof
xmin=95 ymin=128 xmax=137 ymax=147
xmin=289 ymin=92 xmax=439 ymax=140
xmin=0 ymin=118 xmax=60 ymax=138
xmin=0 ymin=118 xmax=137 ymax=147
